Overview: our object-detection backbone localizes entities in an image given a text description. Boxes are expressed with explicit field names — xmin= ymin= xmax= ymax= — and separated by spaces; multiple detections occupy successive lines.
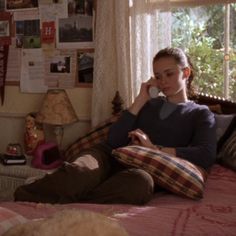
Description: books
xmin=0 ymin=143 xmax=26 ymax=165
xmin=0 ymin=154 xmax=26 ymax=165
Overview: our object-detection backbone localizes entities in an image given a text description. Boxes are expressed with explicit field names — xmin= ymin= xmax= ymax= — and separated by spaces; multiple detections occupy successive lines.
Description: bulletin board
xmin=0 ymin=0 xmax=95 ymax=93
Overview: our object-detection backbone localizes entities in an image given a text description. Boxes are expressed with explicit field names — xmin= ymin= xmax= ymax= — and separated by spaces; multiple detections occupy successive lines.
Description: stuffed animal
xmin=3 ymin=209 xmax=129 ymax=236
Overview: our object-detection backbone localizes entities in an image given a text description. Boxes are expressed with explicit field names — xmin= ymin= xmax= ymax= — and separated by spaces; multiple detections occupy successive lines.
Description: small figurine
xmin=24 ymin=112 xmax=45 ymax=155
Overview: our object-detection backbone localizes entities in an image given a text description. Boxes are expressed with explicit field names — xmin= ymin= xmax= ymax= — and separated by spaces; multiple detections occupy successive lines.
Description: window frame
xmin=169 ymin=3 xmax=235 ymax=101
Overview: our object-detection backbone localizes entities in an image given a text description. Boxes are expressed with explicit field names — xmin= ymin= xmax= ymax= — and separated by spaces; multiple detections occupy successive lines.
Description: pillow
xmin=112 ymin=145 xmax=207 ymax=200
xmin=217 ymin=115 xmax=236 ymax=153
xmin=64 ymin=115 xmax=120 ymax=162
xmin=218 ymin=130 xmax=236 ymax=171
xmin=208 ymin=104 xmax=222 ymax=114
xmin=214 ymin=114 xmax=235 ymax=142
xmin=0 ymin=207 xmax=28 ymax=235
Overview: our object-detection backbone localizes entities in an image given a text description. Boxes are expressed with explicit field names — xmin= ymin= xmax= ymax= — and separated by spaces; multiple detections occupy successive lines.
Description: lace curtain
xmin=91 ymin=0 xmax=171 ymax=126
xmin=129 ymin=1 xmax=171 ymax=101
xmin=149 ymin=0 xmax=236 ymax=8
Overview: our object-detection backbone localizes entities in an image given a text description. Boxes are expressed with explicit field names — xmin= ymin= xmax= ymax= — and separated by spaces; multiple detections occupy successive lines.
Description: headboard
xmin=112 ymin=91 xmax=236 ymax=115
xmin=190 ymin=93 xmax=236 ymax=114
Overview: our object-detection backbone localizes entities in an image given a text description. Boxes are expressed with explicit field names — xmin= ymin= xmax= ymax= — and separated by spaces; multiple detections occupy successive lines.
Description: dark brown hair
xmin=153 ymin=47 xmax=195 ymax=97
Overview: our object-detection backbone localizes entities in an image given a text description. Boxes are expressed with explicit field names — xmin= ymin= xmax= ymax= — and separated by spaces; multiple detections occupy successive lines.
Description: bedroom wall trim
xmin=0 ymin=112 xmax=91 ymax=122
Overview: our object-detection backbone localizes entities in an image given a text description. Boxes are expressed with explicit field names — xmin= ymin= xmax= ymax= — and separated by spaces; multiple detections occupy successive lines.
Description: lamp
xmin=36 ymin=89 xmax=78 ymax=148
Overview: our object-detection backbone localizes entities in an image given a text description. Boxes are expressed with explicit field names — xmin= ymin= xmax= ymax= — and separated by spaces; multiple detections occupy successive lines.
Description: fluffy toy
xmin=3 ymin=209 xmax=129 ymax=236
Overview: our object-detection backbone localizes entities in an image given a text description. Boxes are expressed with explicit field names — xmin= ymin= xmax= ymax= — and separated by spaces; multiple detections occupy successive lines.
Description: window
xmin=171 ymin=4 xmax=236 ymax=101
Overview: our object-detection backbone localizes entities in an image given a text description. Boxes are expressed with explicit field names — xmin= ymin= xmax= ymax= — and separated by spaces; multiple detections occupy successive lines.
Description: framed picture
xmin=5 ymin=0 xmax=38 ymax=11
xmin=0 ymin=20 xmax=9 ymax=37
xmin=0 ymin=12 xmax=12 ymax=45
xmin=77 ymin=49 xmax=94 ymax=87
xmin=57 ymin=0 xmax=95 ymax=49
xmin=15 ymin=20 xmax=41 ymax=48
xmin=57 ymin=14 xmax=94 ymax=49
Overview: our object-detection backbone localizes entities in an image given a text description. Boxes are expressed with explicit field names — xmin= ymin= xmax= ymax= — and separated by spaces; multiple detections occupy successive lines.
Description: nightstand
xmin=0 ymin=156 xmax=52 ymax=201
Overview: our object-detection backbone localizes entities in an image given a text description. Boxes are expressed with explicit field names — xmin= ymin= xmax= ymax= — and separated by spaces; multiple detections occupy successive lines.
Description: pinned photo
xmin=50 ymin=57 xmax=71 ymax=73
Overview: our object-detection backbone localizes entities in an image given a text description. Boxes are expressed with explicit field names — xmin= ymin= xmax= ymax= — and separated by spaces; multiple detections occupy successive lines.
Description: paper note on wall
xmin=39 ymin=1 xmax=68 ymax=21
xmin=13 ymin=9 xmax=40 ymax=21
xmin=43 ymin=48 xmax=76 ymax=88
xmin=20 ymin=49 xmax=48 ymax=93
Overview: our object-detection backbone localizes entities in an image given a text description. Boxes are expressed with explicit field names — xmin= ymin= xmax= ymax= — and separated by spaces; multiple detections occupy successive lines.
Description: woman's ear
xmin=183 ymin=67 xmax=191 ymax=78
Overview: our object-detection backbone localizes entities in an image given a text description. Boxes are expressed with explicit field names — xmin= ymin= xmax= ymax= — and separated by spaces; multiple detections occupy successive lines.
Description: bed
xmin=0 ymin=93 xmax=236 ymax=236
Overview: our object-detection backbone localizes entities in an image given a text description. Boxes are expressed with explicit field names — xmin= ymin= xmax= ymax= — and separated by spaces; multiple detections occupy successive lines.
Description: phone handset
xmin=148 ymin=86 xmax=160 ymax=98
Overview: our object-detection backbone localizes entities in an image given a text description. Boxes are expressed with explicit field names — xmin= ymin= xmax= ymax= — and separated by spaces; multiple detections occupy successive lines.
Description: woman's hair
xmin=153 ymin=47 xmax=195 ymax=97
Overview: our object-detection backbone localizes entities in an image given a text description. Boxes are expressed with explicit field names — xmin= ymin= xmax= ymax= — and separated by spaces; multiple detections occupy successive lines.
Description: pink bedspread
xmin=1 ymin=164 xmax=236 ymax=236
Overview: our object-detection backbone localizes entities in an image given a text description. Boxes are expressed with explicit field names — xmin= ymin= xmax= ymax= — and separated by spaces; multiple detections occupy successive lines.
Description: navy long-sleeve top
xmin=107 ymin=97 xmax=216 ymax=170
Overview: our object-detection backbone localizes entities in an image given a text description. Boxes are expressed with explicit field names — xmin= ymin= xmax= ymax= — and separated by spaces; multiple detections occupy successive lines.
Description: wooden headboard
xmin=112 ymin=91 xmax=236 ymax=115
xmin=190 ymin=93 xmax=236 ymax=114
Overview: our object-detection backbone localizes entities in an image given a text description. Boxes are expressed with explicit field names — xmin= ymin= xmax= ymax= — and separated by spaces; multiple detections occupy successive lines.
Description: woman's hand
xmin=128 ymin=77 xmax=157 ymax=115
xmin=128 ymin=129 xmax=176 ymax=156
xmin=128 ymin=129 xmax=155 ymax=149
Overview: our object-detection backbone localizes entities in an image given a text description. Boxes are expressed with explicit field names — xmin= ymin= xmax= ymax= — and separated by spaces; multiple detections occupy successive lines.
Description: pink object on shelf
xmin=32 ymin=142 xmax=63 ymax=170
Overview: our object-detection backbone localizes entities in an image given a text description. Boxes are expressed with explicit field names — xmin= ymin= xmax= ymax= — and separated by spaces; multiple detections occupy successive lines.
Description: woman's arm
xmin=127 ymin=107 xmax=216 ymax=170
xmin=175 ymin=108 xmax=217 ymax=169
xmin=108 ymin=79 xmax=154 ymax=148
xmin=107 ymin=110 xmax=137 ymax=148
xmin=128 ymin=129 xmax=177 ymax=155
xmin=129 ymin=80 xmax=153 ymax=115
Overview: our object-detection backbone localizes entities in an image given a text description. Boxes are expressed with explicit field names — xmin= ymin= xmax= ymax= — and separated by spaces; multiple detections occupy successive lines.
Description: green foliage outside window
xmin=172 ymin=4 xmax=236 ymax=101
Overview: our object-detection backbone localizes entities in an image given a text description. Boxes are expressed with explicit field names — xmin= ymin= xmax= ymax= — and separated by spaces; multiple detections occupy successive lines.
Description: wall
xmin=0 ymin=86 xmax=92 ymax=153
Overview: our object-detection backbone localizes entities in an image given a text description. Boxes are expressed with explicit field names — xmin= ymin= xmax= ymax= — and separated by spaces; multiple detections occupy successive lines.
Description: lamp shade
xmin=36 ymin=89 xmax=78 ymax=126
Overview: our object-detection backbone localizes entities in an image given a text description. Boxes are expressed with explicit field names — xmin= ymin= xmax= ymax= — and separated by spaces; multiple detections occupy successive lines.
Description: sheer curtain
xmin=91 ymin=0 xmax=171 ymax=126
xmin=149 ymin=0 xmax=236 ymax=8
xmin=129 ymin=1 xmax=171 ymax=101
xmin=91 ymin=0 xmax=131 ymax=126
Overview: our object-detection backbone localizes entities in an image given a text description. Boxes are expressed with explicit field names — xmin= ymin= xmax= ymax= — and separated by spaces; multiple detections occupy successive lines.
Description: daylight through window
xmin=171 ymin=3 xmax=236 ymax=101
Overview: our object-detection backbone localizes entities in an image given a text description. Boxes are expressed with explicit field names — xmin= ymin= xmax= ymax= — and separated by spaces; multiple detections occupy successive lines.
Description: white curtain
xmin=91 ymin=0 xmax=171 ymax=126
xmin=91 ymin=0 xmax=131 ymax=127
xmin=129 ymin=1 xmax=171 ymax=100
xmin=149 ymin=0 xmax=236 ymax=8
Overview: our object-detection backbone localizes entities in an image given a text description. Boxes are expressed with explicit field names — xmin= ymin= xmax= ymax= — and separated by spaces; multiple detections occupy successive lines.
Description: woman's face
xmin=153 ymin=57 xmax=189 ymax=100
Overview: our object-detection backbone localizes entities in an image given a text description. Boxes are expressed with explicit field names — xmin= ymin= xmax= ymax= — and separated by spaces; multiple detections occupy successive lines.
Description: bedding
xmin=0 ymin=207 xmax=27 ymax=235
xmin=0 ymin=93 xmax=236 ymax=236
xmin=0 ymin=164 xmax=235 ymax=236
xmin=2 ymin=209 xmax=129 ymax=236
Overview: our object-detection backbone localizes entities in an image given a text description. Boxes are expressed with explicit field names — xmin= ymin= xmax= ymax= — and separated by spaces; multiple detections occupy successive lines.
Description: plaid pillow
xmin=0 ymin=207 xmax=28 ymax=235
xmin=112 ymin=145 xmax=207 ymax=200
xmin=218 ymin=131 xmax=236 ymax=172
xmin=64 ymin=115 xmax=120 ymax=162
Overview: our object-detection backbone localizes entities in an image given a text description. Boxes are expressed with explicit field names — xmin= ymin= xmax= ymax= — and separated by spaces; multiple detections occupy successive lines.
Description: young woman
xmin=15 ymin=47 xmax=216 ymax=205
xmin=108 ymin=47 xmax=216 ymax=170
